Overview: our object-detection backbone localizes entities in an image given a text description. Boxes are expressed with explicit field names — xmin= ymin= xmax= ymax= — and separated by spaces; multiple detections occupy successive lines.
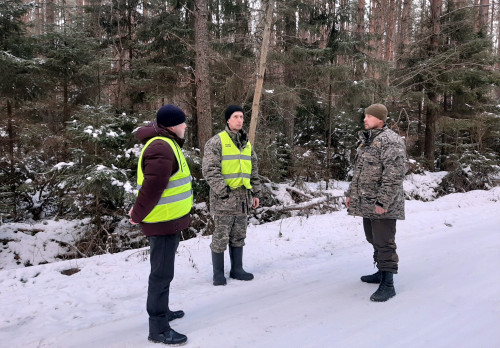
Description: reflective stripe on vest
xmin=218 ymin=131 xmax=252 ymax=189
xmin=137 ymin=136 xmax=193 ymax=223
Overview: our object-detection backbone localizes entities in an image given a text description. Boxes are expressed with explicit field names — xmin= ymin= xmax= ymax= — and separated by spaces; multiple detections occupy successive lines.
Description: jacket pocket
xmin=212 ymin=193 xmax=241 ymax=213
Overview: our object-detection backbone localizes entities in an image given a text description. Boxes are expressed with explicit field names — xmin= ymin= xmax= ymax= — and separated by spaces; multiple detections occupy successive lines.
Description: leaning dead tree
xmin=249 ymin=0 xmax=274 ymax=145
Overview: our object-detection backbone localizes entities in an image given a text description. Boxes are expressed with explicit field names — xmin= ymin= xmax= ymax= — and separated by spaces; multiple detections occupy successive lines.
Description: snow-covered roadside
xmin=1 ymin=187 xmax=499 ymax=348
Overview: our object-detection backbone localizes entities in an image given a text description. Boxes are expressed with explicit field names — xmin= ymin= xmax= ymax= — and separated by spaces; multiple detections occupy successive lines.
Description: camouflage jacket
xmin=202 ymin=126 xmax=261 ymax=216
xmin=346 ymin=126 xmax=407 ymax=220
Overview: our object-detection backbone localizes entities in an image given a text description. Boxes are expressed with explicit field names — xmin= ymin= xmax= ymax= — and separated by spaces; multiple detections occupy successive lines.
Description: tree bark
xmin=497 ymin=0 xmax=500 ymax=67
xmin=6 ymin=99 xmax=17 ymax=218
xmin=385 ymin=0 xmax=396 ymax=62
xmin=249 ymin=0 xmax=274 ymax=145
xmin=356 ymin=0 xmax=365 ymax=37
xmin=479 ymin=0 xmax=490 ymax=33
xmin=396 ymin=0 xmax=412 ymax=68
xmin=194 ymin=0 xmax=212 ymax=152
xmin=425 ymin=0 xmax=442 ymax=170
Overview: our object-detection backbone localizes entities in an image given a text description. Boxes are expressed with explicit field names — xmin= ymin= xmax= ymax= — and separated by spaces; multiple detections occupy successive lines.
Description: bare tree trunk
xmin=325 ymin=82 xmax=333 ymax=189
xmin=376 ymin=0 xmax=385 ymax=61
xmin=355 ymin=0 xmax=366 ymax=80
xmin=6 ymin=99 xmax=17 ymax=219
xmin=396 ymin=0 xmax=412 ymax=68
xmin=489 ymin=0 xmax=495 ymax=37
xmin=63 ymin=77 xmax=69 ymax=126
xmin=474 ymin=0 xmax=479 ymax=32
xmin=46 ymin=0 xmax=55 ymax=31
xmin=34 ymin=0 xmax=41 ymax=35
xmin=189 ymin=61 xmax=199 ymax=149
xmin=417 ymin=95 xmax=423 ymax=155
xmin=385 ymin=0 xmax=396 ymax=62
xmin=357 ymin=0 xmax=366 ymax=37
xmin=249 ymin=1 xmax=274 ymax=145
xmin=194 ymin=0 xmax=212 ymax=152
xmin=497 ymin=0 xmax=500 ymax=63
xmin=479 ymin=0 xmax=490 ymax=33
xmin=424 ymin=93 xmax=438 ymax=170
xmin=425 ymin=0 xmax=442 ymax=170
xmin=496 ymin=0 xmax=500 ymax=100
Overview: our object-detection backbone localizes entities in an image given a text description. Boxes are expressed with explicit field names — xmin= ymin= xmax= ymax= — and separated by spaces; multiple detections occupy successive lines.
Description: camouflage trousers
xmin=210 ymin=215 xmax=248 ymax=253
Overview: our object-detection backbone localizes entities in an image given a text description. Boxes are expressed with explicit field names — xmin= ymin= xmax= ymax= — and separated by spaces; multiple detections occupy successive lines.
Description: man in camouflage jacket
xmin=346 ymin=103 xmax=407 ymax=302
xmin=202 ymin=105 xmax=261 ymax=286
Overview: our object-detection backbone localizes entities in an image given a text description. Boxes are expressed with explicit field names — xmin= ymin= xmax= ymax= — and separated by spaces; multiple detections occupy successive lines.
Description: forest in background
xmin=1 ymin=0 xmax=500 ymax=256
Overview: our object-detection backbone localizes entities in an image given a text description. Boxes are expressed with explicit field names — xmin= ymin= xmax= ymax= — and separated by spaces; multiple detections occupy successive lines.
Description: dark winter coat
xmin=202 ymin=126 xmax=261 ymax=216
xmin=131 ymin=121 xmax=191 ymax=236
xmin=346 ymin=126 xmax=407 ymax=220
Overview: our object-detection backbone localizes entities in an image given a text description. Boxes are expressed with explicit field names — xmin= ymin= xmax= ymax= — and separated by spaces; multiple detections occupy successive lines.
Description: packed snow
xmin=1 ymin=176 xmax=499 ymax=348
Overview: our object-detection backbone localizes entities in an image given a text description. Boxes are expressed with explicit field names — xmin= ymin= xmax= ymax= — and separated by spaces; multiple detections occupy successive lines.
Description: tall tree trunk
xmin=189 ymin=61 xmax=198 ymax=149
xmin=325 ymin=82 xmax=333 ymax=189
xmin=497 ymin=0 xmax=500 ymax=66
xmin=249 ymin=1 xmax=274 ymax=145
xmin=425 ymin=93 xmax=438 ymax=169
xmin=397 ymin=0 xmax=412 ymax=68
xmin=34 ymin=0 xmax=41 ymax=35
xmin=63 ymin=76 xmax=69 ymax=126
xmin=473 ymin=0 xmax=479 ymax=32
xmin=417 ymin=94 xmax=423 ymax=155
xmin=425 ymin=0 xmax=442 ymax=170
xmin=489 ymin=0 xmax=495 ymax=37
xmin=46 ymin=0 xmax=55 ymax=30
xmin=479 ymin=0 xmax=490 ymax=34
xmin=194 ymin=0 xmax=212 ymax=152
xmin=385 ymin=0 xmax=396 ymax=62
xmin=6 ymin=99 xmax=17 ymax=219
xmin=357 ymin=0 xmax=366 ymax=38
xmin=355 ymin=0 xmax=366 ymax=80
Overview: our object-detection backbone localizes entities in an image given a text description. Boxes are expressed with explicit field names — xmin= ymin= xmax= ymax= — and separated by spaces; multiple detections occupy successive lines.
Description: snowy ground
xmin=1 ymin=179 xmax=499 ymax=348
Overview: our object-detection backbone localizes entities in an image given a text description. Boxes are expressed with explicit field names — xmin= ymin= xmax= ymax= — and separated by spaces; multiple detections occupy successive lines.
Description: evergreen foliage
xmin=0 ymin=0 xmax=499 ymax=256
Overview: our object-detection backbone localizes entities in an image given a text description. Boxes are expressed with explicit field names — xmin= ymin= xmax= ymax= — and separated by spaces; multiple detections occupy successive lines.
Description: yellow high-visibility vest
xmin=137 ymin=136 xmax=193 ymax=223
xmin=218 ymin=131 xmax=252 ymax=190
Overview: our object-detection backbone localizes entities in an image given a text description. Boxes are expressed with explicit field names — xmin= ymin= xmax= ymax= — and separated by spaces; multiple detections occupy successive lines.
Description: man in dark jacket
xmin=202 ymin=105 xmax=261 ymax=286
xmin=346 ymin=103 xmax=407 ymax=302
xmin=129 ymin=104 xmax=193 ymax=345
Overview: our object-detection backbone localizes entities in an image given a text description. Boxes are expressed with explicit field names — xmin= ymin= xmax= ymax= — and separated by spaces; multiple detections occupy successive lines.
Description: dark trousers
xmin=147 ymin=233 xmax=180 ymax=335
xmin=363 ymin=218 xmax=399 ymax=274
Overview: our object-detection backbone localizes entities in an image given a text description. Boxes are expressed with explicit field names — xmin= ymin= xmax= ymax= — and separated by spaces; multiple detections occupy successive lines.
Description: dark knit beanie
xmin=225 ymin=105 xmax=244 ymax=122
xmin=156 ymin=104 xmax=186 ymax=127
xmin=364 ymin=103 xmax=388 ymax=122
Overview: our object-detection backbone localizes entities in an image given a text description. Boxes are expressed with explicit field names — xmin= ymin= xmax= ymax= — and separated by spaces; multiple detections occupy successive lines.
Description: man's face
xmin=169 ymin=122 xmax=187 ymax=139
xmin=227 ymin=111 xmax=244 ymax=132
xmin=364 ymin=114 xmax=384 ymax=130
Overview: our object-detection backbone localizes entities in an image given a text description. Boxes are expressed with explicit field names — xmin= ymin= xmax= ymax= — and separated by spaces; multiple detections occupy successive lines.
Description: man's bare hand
xmin=252 ymin=197 xmax=260 ymax=209
xmin=375 ymin=205 xmax=387 ymax=214
xmin=128 ymin=208 xmax=139 ymax=225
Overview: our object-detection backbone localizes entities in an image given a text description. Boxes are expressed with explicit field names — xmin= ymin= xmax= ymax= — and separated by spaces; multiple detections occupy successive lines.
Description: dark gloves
xmin=219 ymin=186 xmax=231 ymax=199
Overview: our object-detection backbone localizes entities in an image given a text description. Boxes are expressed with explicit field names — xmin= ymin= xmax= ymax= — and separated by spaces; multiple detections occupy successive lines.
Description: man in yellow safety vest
xmin=202 ymin=105 xmax=261 ymax=286
xmin=129 ymin=104 xmax=192 ymax=345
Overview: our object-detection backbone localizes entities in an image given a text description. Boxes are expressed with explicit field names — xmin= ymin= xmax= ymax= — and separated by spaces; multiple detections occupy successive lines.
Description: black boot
xmin=212 ymin=251 xmax=227 ymax=286
xmin=370 ymin=271 xmax=396 ymax=302
xmin=167 ymin=310 xmax=184 ymax=322
xmin=229 ymin=246 xmax=254 ymax=281
xmin=148 ymin=328 xmax=187 ymax=345
xmin=361 ymin=270 xmax=382 ymax=284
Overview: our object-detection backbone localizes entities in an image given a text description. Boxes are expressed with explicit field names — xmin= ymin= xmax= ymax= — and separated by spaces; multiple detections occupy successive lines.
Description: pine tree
xmin=0 ymin=0 xmax=42 ymax=220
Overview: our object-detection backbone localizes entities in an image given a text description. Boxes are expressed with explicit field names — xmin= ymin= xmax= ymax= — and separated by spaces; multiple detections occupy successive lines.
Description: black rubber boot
xmin=361 ymin=270 xmax=382 ymax=284
xmin=370 ymin=271 xmax=396 ymax=302
xmin=167 ymin=310 xmax=184 ymax=322
xmin=148 ymin=328 xmax=187 ymax=345
xmin=229 ymin=246 xmax=254 ymax=281
xmin=212 ymin=251 xmax=227 ymax=286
